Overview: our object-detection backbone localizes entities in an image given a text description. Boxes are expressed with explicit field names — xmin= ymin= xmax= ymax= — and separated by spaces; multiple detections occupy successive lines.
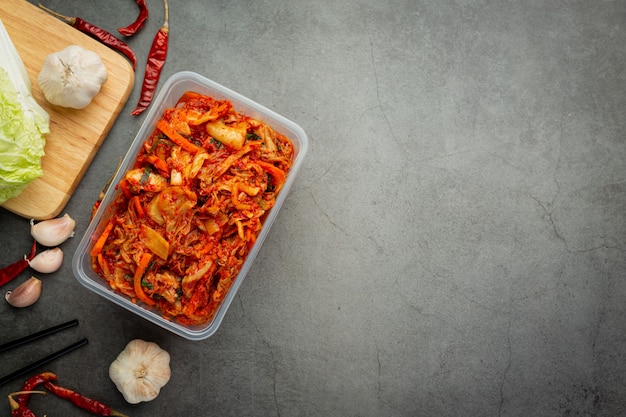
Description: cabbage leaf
xmin=0 ymin=19 xmax=49 ymax=204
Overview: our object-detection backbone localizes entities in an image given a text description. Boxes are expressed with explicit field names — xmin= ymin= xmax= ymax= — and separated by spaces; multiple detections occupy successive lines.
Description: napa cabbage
xmin=0 ymin=19 xmax=49 ymax=204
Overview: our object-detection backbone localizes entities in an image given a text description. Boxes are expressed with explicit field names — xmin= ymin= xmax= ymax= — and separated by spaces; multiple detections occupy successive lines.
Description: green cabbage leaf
xmin=0 ymin=19 xmax=49 ymax=204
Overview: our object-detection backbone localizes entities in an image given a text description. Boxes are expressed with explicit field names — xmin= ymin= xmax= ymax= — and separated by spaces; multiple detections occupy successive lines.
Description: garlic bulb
xmin=27 ymin=247 xmax=64 ymax=273
xmin=5 ymin=277 xmax=42 ymax=307
xmin=109 ymin=339 xmax=171 ymax=404
xmin=30 ymin=213 xmax=76 ymax=247
xmin=38 ymin=45 xmax=108 ymax=109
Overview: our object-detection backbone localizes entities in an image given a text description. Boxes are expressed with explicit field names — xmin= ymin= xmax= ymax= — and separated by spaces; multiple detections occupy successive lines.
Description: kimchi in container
xmin=73 ymin=71 xmax=308 ymax=340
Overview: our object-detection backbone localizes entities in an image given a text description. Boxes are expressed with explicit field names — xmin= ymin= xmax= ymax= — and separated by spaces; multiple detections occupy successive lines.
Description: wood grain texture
xmin=0 ymin=0 xmax=134 ymax=219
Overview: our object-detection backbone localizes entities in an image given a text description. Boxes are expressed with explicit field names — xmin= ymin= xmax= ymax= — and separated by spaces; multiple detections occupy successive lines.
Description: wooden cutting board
xmin=0 ymin=0 xmax=134 ymax=220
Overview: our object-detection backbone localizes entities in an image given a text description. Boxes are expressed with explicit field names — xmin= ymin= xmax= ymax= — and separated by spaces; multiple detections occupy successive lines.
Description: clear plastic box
xmin=72 ymin=71 xmax=308 ymax=340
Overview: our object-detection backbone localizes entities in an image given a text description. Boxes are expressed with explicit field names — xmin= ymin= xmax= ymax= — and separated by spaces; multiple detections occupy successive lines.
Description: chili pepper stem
xmin=18 ymin=372 xmax=58 ymax=407
xmin=37 ymin=3 xmax=76 ymax=25
xmin=160 ymin=0 xmax=169 ymax=35
xmin=8 ymin=391 xmax=45 ymax=410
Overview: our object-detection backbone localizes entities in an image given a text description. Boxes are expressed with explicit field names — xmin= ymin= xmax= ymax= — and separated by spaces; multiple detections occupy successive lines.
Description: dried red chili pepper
xmin=8 ymin=391 xmax=45 ymax=417
xmin=43 ymin=382 xmax=128 ymax=417
xmin=38 ymin=5 xmax=137 ymax=71
xmin=130 ymin=0 xmax=169 ymax=116
xmin=0 ymin=241 xmax=36 ymax=287
xmin=17 ymin=372 xmax=57 ymax=407
xmin=118 ymin=0 xmax=149 ymax=37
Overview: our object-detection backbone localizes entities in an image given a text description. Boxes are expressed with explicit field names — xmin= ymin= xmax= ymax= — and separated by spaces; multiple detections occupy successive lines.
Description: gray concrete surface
xmin=1 ymin=0 xmax=625 ymax=415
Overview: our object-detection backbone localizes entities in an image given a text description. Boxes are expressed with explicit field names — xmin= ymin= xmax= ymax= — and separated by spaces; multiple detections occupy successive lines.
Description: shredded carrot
xmin=144 ymin=154 xmax=169 ymax=175
xmin=157 ymin=119 xmax=201 ymax=154
xmin=214 ymin=142 xmax=260 ymax=178
xmin=133 ymin=252 xmax=155 ymax=306
xmin=256 ymin=161 xmax=286 ymax=191
xmin=118 ymin=178 xmax=132 ymax=199
xmin=90 ymin=220 xmax=114 ymax=257
xmin=177 ymin=91 xmax=203 ymax=103
xmin=97 ymin=253 xmax=110 ymax=276
xmin=130 ymin=195 xmax=145 ymax=218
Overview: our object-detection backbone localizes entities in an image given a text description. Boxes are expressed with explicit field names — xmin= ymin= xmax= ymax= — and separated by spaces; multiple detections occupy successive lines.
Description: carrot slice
xmin=97 ymin=253 xmax=111 ymax=277
xmin=90 ymin=220 xmax=114 ymax=257
xmin=144 ymin=154 xmax=169 ymax=175
xmin=214 ymin=142 xmax=260 ymax=178
xmin=133 ymin=252 xmax=155 ymax=306
xmin=118 ymin=178 xmax=132 ymax=199
xmin=157 ymin=119 xmax=201 ymax=154
xmin=130 ymin=195 xmax=145 ymax=218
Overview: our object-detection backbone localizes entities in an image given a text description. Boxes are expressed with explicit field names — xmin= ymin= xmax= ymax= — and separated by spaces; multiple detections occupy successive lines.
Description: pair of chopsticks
xmin=0 ymin=319 xmax=88 ymax=386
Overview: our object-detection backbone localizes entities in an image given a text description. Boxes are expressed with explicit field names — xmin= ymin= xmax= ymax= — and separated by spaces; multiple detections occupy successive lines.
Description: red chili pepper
xmin=131 ymin=0 xmax=169 ymax=116
xmin=43 ymin=382 xmax=128 ymax=417
xmin=38 ymin=5 xmax=137 ymax=71
xmin=118 ymin=0 xmax=149 ymax=37
xmin=17 ymin=372 xmax=58 ymax=407
xmin=0 ymin=241 xmax=36 ymax=287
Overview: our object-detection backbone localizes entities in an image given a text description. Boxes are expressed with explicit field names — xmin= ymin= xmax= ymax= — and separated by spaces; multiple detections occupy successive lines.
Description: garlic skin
xmin=5 ymin=277 xmax=42 ymax=307
xmin=27 ymin=247 xmax=63 ymax=273
xmin=30 ymin=213 xmax=76 ymax=247
xmin=109 ymin=339 xmax=171 ymax=404
xmin=38 ymin=45 xmax=108 ymax=109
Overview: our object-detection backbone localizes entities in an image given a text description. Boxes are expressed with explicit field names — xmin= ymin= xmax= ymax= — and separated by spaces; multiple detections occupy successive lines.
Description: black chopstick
xmin=0 ymin=319 xmax=79 ymax=354
xmin=0 ymin=338 xmax=88 ymax=386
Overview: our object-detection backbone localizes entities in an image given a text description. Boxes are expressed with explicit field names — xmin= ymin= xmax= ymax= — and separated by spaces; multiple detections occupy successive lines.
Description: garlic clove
xmin=27 ymin=247 xmax=64 ymax=273
xmin=30 ymin=214 xmax=76 ymax=247
xmin=5 ymin=277 xmax=42 ymax=308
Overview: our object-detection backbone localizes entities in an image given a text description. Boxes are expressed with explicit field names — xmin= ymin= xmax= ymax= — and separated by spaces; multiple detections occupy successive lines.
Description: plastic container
xmin=72 ymin=71 xmax=308 ymax=340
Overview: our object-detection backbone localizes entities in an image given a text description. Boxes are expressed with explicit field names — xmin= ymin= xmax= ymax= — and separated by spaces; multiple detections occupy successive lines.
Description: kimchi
xmin=90 ymin=92 xmax=295 ymax=325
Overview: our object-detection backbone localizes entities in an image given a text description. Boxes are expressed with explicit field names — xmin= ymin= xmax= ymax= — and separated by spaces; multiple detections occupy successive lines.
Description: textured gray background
xmin=1 ymin=0 xmax=625 ymax=415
